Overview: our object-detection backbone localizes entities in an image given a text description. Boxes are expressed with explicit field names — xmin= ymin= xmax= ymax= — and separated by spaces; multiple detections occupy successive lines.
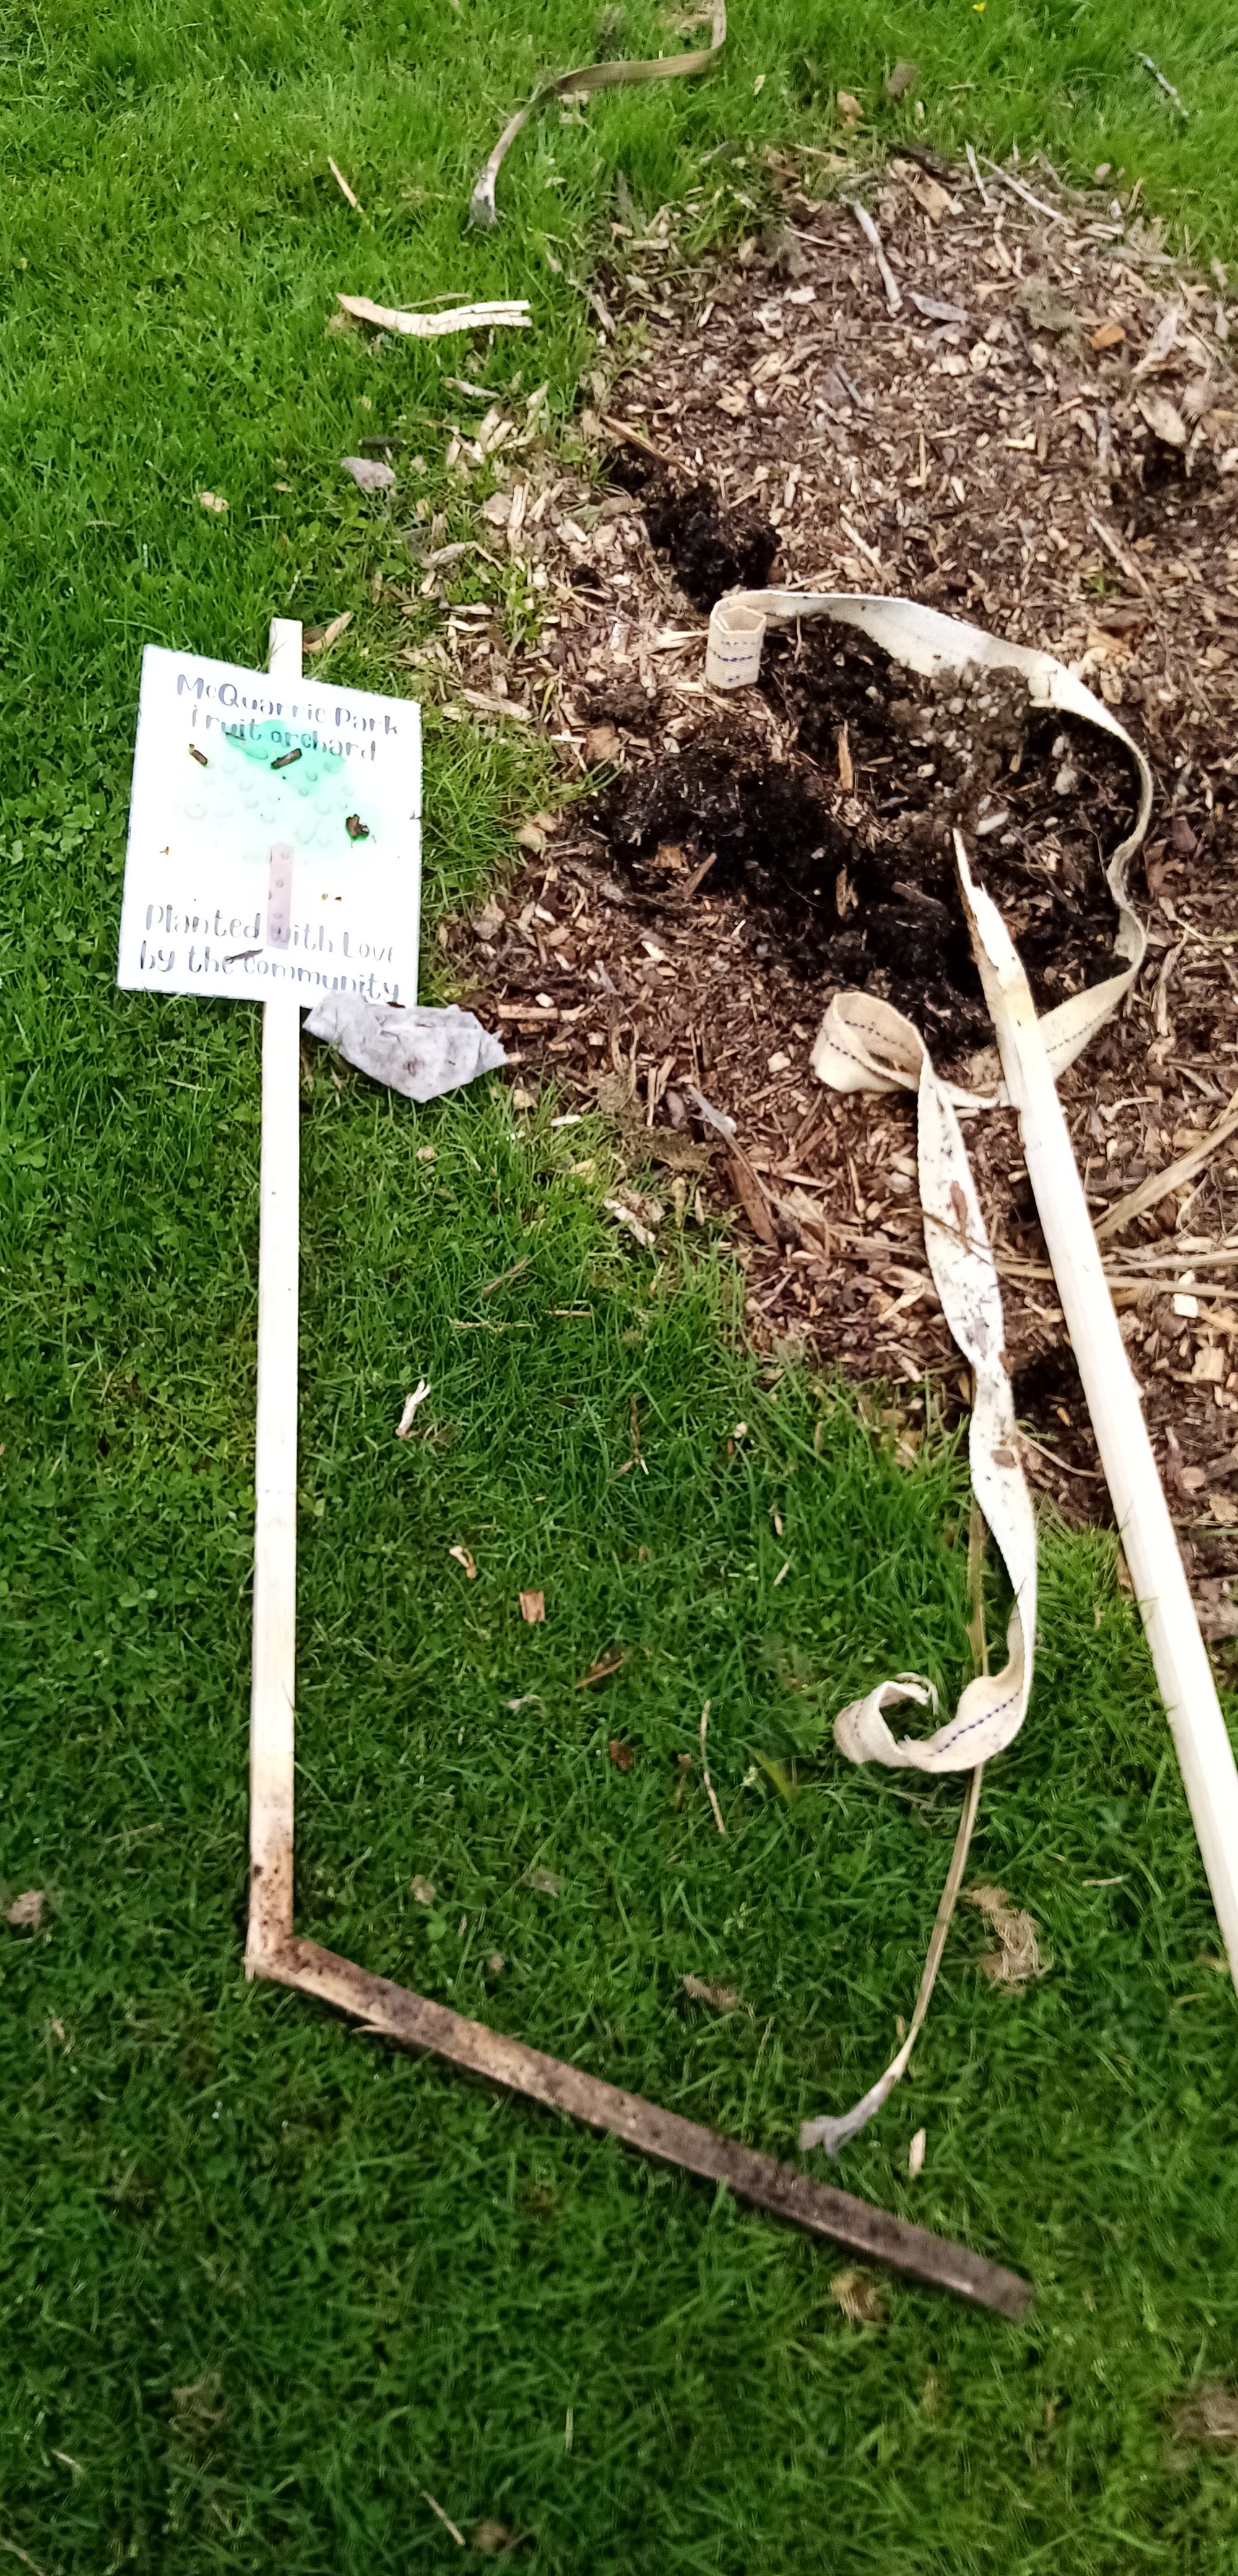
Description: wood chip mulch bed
xmin=399 ymin=143 xmax=1238 ymax=1642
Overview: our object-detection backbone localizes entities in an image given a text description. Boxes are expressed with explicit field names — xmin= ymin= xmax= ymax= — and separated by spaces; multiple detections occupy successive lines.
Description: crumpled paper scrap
xmin=304 ymin=994 xmax=507 ymax=1102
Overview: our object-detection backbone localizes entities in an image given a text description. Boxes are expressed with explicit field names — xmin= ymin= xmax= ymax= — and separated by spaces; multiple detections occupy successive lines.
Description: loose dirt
xmin=595 ymin=606 xmax=1138 ymax=1045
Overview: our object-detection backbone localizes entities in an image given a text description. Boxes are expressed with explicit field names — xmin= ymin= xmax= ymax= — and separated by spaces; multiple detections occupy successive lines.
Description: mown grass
xmin=3 ymin=1 xmax=1238 ymax=2569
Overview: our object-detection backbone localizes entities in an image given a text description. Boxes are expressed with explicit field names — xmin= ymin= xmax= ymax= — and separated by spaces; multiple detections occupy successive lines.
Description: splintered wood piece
xmin=1094 ymin=1095 xmax=1238 ymax=1244
xmin=261 ymin=1936 xmax=1032 ymax=2319
xmin=728 ymin=1147 xmax=779 ymax=1247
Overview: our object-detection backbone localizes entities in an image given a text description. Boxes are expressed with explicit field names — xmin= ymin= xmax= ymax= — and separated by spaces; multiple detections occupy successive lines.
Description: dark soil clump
xmin=1114 ymin=422 xmax=1226 ymax=542
xmin=643 ymin=481 xmax=778 ymax=610
xmin=606 ymin=449 xmax=777 ymax=610
xmin=592 ymin=608 xmax=1142 ymax=1053
xmin=596 ymin=745 xmax=873 ymax=954
xmin=584 ymin=677 xmax=660 ymax=730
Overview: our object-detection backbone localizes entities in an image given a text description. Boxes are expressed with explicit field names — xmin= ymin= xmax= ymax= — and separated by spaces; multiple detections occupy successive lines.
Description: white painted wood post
xmin=245 ymin=616 xmax=303 ymax=1971
xmin=959 ymin=842 xmax=1238 ymax=1989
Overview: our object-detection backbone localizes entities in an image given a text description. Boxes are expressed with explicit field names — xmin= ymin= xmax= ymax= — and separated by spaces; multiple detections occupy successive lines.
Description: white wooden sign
xmin=117 ymin=645 xmax=422 ymax=1005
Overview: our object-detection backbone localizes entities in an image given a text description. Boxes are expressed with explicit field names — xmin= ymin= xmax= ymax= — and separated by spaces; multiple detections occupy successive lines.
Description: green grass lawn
xmin=4 ymin=2 xmax=1238 ymax=2567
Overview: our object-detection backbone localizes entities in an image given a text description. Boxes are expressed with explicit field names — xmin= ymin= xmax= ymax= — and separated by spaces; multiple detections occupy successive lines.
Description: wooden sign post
xmin=246 ymin=618 xmax=305 ymax=1972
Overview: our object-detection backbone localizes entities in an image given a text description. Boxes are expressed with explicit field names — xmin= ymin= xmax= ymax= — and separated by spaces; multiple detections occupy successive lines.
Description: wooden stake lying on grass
xmin=266 ymin=1936 xmax=1031 ymax=2318
xmin=239 ymin=622 xmax=1032 ymax=2315
xmin=956 ymin=832 xmax=1238 ymax=1990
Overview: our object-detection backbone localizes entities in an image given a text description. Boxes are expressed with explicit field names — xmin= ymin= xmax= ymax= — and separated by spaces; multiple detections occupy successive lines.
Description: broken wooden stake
xmin=264 ymin=1936 xmax=1032 ymax=2319
xmin=234 ymin=616 xmax=1032 ymax=2321
xmin=957 ymin=835 xmax=1238 ymax=1990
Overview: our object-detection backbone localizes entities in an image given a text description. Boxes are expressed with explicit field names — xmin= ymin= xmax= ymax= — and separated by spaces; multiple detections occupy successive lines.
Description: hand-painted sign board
xmin=118 ymin=646 xmax=422 ymax=1006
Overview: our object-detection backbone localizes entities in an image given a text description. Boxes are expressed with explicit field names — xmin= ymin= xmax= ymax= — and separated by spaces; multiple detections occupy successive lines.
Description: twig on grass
xmin=480 ymin=1256 xmax=531 ymax=1297
xmin=0 ymin=2542 xmax=49 ymax=2576
xmin=422 ymin=2492 xmax=465 ymax=2548
xmin=328 ymin=157 xmax=371 ymax=225
xmin=1138 ymin=52 xmax=1188 ymax=119
xmin=699 ymin=1700 xmax=726 ymax=1836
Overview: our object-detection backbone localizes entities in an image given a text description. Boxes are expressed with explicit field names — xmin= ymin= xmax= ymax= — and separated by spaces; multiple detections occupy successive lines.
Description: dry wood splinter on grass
xmin=575 ymin=1650 xmax=626 ymax=1688
xmin=304 ymin=610 xmax=353 ymax=655
xmin=0 ymin=2535 xmax=51 ymax=2576
xmin=422 ymin=2491 xmax=466 ymax=2548
xmin=699 ymin=1699 xmax=727 ymax=1836
xmin=395 ymin=1380 xmax=430 ymax=1438
xmin=327 ymin=157 xmax=370 ymax=222
xmin=336 ymin=294 xmax=532 ymax=339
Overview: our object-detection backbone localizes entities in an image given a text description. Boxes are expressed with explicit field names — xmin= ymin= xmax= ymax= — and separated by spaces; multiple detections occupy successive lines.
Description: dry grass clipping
xmin=966 ymin=1884 xmax=1047 ymax=1986
xmin=1174 ymin=2385 xmax=1238 ymax=2447
xmin=831 ymin=2268 xmax=887 ymax=2326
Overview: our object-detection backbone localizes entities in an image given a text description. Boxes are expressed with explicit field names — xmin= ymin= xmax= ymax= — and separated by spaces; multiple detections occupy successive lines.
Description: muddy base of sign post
xmin=246 ymin=1932 xmax=1031 ymax=2319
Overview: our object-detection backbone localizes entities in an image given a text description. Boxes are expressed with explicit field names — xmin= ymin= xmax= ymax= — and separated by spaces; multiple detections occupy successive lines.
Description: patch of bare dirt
xmin=394 ymin=145 xmax=1238 ymax=1629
